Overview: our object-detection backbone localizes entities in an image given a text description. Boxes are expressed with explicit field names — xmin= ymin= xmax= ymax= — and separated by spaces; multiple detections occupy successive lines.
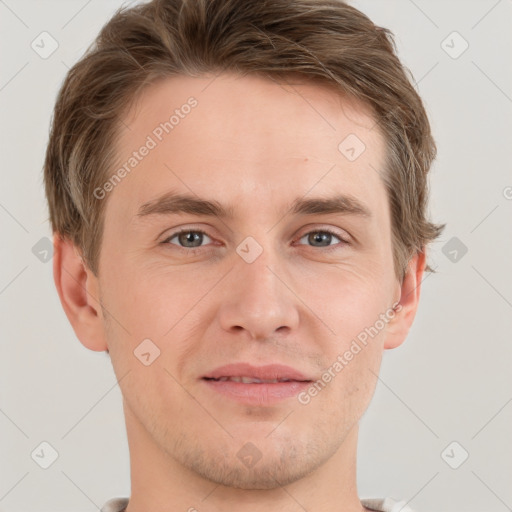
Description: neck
xmin=123 ymin=400 xmax=367 ymax=512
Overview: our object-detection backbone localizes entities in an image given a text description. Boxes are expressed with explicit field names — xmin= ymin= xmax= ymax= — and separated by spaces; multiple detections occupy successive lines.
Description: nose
xmin=217 ymin=247 xmax=300 ymax=340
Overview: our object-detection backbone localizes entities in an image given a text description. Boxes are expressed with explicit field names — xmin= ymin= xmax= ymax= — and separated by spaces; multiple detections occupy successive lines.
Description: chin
xmin=174 ymin=434 xmax=330 ymax=490
xmin=191 ymin=456 xmax=318 ymax=490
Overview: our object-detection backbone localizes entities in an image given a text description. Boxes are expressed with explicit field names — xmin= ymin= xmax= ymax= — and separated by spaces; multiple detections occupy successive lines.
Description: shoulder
xmin=361 ymin=497 xmax=418 ymax=512
xmin=100 ymin=497 xmax=129 ymax=512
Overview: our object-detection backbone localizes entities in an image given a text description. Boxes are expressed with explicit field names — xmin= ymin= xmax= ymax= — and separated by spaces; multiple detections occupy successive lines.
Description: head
xmin=45 ymin=0 xmax=444 ymax=491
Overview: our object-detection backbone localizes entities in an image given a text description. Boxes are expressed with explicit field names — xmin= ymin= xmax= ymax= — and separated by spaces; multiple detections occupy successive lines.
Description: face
xmin=93 ymin=73 xmax=404 ymax=489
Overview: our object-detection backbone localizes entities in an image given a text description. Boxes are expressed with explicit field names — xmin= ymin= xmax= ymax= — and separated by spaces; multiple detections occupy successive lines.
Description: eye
xmin=297 ymin=229 xmax=348 ymax=249
xmin=163 ymin=229 xmax=212 ymax=249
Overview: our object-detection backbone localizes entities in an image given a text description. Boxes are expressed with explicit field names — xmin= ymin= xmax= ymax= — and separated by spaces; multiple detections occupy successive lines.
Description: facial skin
xmin=54 ymin=73 xmax=425 ymax=512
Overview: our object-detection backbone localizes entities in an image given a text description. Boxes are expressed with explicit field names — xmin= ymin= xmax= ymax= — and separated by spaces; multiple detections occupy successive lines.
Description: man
xmin=44 ymin=0 xmax=444 ymax=511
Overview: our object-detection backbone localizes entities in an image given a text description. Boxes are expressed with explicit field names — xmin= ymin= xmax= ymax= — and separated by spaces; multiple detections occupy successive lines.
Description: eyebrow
xmin=135 ymin=191 xmax=372 ymax=220
xmin=136 ymin=191 xmax=234 ymax=219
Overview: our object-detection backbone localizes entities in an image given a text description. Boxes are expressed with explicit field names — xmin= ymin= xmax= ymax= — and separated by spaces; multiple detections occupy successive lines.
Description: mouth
xmin=203 ymin=376 xmax=310 ymax=384
xmin=201 ymin=363 xmax=313 ymax=405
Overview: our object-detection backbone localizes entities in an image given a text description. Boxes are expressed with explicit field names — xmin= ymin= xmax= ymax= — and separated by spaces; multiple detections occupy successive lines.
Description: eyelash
xmin=161 ymin=227 xmax=350 ymax=255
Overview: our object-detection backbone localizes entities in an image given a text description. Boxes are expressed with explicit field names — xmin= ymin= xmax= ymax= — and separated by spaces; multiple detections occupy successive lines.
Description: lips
xmin=201 ymin=364 xmax=312 ymax=405
xmin=202 ymin=363 xmax=312 ymax=383
xmin=206 ymin=376 xmax=295 ymax=384
xmin=201 ymin=363 xmax=314 ymax=405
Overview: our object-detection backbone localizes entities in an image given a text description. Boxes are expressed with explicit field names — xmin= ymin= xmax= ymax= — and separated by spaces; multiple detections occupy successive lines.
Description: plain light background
xmin=1 ymin=1 xmax=511 ymax=511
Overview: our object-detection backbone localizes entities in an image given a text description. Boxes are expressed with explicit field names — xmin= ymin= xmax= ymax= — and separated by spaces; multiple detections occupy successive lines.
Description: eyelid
xmin=294 ymin=224 xmax=351 ymax=245
xmin=162 ymin=227 xmax=213 ymax=245
xmin=161 ymin=228 xmax=217 ymax=258
xmin=159 ymin=224 xmax=216 ymax=242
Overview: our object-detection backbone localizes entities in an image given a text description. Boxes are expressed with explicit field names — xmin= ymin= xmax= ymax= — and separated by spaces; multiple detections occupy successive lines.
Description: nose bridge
xmin=218 ymin=240 xmax=299 ymax=338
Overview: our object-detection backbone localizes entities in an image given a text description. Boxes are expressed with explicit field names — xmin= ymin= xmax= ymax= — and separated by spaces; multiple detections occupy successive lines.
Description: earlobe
xmin=52 ymin=234 xmax=108 ymax=352
xmin=383 ymin=250 xmax=426 ymax=350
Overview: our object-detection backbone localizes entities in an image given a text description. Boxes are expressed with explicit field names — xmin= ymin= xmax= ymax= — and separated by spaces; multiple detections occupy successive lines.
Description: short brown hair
xmin=44 ymin=0 xmax=444 ymax=281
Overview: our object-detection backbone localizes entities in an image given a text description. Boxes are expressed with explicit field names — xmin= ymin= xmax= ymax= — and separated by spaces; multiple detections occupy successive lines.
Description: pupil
xmin=310 ymin=232 xmax=330 ymax=246
xmin=179 ymin=232 xmax=202 ymax=247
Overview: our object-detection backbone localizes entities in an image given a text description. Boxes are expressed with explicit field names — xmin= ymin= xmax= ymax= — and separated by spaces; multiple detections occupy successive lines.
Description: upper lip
xmin=202 ymin=363 xmax=312 ymax=381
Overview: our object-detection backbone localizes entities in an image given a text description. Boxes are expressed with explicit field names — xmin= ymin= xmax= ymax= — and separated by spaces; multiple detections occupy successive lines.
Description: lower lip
xmin=202 ymin=378 xmax=311 ymax=405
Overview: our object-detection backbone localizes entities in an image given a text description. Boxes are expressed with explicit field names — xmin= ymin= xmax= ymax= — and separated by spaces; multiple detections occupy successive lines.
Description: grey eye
xmin=167 ymin=231 xmax=212 ymax=248
xmin=299 ymin=231 xmax=341 ymax=247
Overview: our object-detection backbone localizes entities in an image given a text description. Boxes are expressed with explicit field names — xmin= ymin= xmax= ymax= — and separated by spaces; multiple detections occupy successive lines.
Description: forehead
xmin=108 ymin=73 xmax=388 ymax=223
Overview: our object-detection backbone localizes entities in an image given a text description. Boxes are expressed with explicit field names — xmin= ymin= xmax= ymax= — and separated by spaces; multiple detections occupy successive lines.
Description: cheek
xmin=100 ymin=258 xmax=222 ymax=357
xmin=99 ymin=264 xmax=199 ymax=416
xmin=99 ymin=242 xmax=226 ymax=396
xmin=294 ymin=263 xmax=393 ymax=343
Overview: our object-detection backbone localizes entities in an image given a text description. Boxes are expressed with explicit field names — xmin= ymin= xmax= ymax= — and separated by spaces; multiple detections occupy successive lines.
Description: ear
xmin=384 ymin=250 xmax=426 ymax=350
xmin=52 ymin=233 xmax=108 ymax=352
